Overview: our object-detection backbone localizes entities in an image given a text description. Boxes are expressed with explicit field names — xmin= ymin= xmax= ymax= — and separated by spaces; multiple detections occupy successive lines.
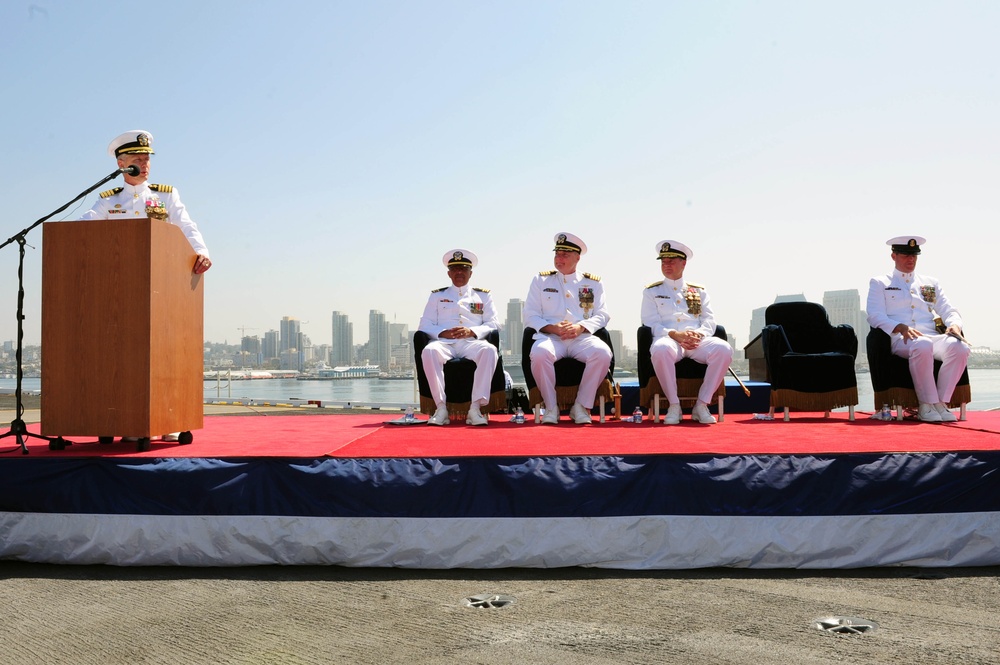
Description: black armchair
xmin=637 ymin=324 xmax=728 ymax=420
xmin=521 ymin=327 xmax=615 ymax=413
xmin=866 ymin=327 xmax=970 ymax=419
xmin=413 ymin=330 xmax=507 ymax=416
xmin=762 ymin=302 xmax=858 ymax=420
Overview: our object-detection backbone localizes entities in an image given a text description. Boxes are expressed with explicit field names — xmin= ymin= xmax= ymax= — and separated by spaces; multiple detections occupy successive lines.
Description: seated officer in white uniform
xmin=417 ymin=249 xmax=499 ymax=426
xmin=641 ymin=240 xmax=733 ymax=424
xmin=866 ymin=235 xmax=970 ymax=422
xmin=524 ymin=232 xmax=612 ymax=425
xmin=80 ymin=130 xmax=211 ymax=275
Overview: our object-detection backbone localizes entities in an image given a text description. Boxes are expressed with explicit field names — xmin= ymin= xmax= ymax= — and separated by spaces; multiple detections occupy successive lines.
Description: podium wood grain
xmin=40 ymin=219 xmax=204 ymax=437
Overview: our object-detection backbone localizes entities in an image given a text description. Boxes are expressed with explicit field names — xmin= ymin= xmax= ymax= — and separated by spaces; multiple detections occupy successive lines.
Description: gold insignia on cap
xmin=137 ymin=133 xmax=150 ymax=147
xmin=662 ymin=242 xmax=671 ymax=252
xmin=908 ymin=238 xmax=917 ymax=247
xmin=453 ymin=251 xmax=464 ymax=261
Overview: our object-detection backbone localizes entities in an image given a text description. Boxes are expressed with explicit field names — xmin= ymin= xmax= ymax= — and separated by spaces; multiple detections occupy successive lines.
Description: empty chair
xmin=762 ymin=302 xmax=858 ymax=421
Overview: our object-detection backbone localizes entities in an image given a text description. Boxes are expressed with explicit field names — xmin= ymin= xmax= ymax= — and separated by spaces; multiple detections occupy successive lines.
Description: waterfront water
xmin=5 ymin=369 xmax=1000 ymax=410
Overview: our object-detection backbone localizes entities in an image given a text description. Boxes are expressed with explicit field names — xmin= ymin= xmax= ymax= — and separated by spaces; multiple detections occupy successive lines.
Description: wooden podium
xmin=40 ymin=219 xmax=204 ymax=441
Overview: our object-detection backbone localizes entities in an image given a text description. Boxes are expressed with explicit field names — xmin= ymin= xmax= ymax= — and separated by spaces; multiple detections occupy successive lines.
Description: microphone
xmin=119 ymin=165 xmax=140 ymax=177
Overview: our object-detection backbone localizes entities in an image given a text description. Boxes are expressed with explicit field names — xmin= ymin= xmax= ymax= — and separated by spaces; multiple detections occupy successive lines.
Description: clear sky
xmin=2 ymin=1 xmax=997 ymax=351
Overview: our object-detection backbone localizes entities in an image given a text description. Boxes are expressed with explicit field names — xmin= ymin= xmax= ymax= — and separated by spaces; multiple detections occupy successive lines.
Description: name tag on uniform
xmin=543 ymin=288 xmax=558 ymax=293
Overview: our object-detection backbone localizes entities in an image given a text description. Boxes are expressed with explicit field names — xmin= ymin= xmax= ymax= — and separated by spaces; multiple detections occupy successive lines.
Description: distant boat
xmin=298 ymin=365 xmax=380 ymax=380
xmin=203 ymin=369 xmax=295 ymax=380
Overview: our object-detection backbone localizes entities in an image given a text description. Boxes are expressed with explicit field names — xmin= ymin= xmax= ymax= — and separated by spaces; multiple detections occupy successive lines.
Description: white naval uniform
xmin=523 ymin=270 xmax=612 ymax=410
xmin=417 ymin=284 xmax=499 ymax=408
xmin=641 ymin=278 xmax=733 ymax=404
xmin=866 ymin=269 xmax=970 ymax=404
xmin=79 ymin=182 xmax=210 ymax=257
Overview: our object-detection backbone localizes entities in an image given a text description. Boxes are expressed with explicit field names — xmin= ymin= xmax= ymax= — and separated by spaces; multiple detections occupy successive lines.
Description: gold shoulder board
xmin=645 ymin=280 xmax=663 ymax=289
xmin=99 ymin=187 xmax=123 ymax=199
xmin=149 ymin=183 xmax=173 ymax=193
xmin=539 ymin=270 xmax=557 ymax=276
xmin=687 ymin=282 xmax=705 ymax=289
xmin=432 ymin=286 xmax=448 ymax=293
xmin=473 ymin=287 xmax=490 ymax=293
xmin=583 ymin=272 xmax=601 ymax=282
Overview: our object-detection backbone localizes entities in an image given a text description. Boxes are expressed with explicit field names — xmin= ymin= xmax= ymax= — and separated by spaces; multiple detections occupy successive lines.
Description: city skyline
xmin=222 ymin=283 xmax=996 ymax=373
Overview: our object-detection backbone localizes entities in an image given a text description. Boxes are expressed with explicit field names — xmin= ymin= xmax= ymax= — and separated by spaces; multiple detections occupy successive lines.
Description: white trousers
xmin=650 ymin=335 xmax=734 ymax=404
xmin=890 ymin=333 xmax=970 ymax=404
xmin=421 ymin=339 xmax=498 ymax=408
xmin=530 ymin=334 xmax=612 ymax=410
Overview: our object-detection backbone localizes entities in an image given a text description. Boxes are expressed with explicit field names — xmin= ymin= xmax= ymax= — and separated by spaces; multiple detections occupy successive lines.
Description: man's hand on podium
xmin=194 ymin=255 xmax=212 ymax=274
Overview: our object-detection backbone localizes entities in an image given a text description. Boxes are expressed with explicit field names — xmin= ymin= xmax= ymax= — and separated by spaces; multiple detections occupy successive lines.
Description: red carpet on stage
xmin=13 ymin=410 xmax=1000 ymax=459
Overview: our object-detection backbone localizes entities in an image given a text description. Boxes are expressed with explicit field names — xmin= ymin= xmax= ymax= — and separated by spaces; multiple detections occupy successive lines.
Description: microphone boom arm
xmin=1 ymin=166 xmax=130 ymax=250
xmin=0 ymin=166 xmax=132 ymax=453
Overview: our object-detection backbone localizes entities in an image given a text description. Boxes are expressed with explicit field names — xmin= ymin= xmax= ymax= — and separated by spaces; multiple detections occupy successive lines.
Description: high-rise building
xmin=823 ymin=289 xmax=869 ymax=359
xmin=240 ymin=335 xmax=262 ymax=367
xmin=388 ymin=322 xmax=409 ymax=346
xmin=504 ymin=298 xmax=525 ymax=354
xmin=263 ymin=330 xmax=280 ymax=360
xmin=388 ymin=322 xmax=411 ymax=374
xmin=331 ymin=311 xmax=353 ymax=366
xmin=369 ymin=310 xmax=390 ymax=370
xmin=608 ymin=329 xmax=624 ymax=363
xmin=280 ymin=316 xmax=300 ymax=354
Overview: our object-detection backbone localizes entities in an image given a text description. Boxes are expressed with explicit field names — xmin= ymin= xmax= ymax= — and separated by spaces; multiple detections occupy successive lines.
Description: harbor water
xmin=5 ymin=369 xmax=1000 ymax=411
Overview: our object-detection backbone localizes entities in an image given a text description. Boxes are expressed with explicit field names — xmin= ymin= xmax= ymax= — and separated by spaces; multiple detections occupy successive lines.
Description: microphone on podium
xmin=118 ymin=165 xmax=140 ymax=177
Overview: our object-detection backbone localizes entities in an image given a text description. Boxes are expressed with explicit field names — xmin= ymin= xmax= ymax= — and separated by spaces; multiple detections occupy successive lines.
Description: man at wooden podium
xmin=77 ymin=130 xmax=211 ymax=443
xmin=80 ymin=130 xmax=212 ymax=274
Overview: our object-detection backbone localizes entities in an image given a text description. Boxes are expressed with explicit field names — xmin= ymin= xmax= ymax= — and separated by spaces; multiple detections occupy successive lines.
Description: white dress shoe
xmin=569 ymin=403 xmax=592 ymax=424
xmin=541 ymin=409 xmax=560 ymax=425
xmin=933 ymin=403 xmax=957 ymax=422
xmin=428 ymin=406 xmax=450 ymax=426
xmin=465 ymin=407 xmax=488 ymax=426
xmin=664 ymin=403 xmax=682 ymax=425
xmin=918 ymin=403 xmax=942 ymax=422
xmin=692 ymin=402 xmax=717 ymax=424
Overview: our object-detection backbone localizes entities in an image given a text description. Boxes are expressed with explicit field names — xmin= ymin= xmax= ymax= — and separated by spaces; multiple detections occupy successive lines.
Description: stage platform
xmin=2 ymin=410 xmax=999 ymax=569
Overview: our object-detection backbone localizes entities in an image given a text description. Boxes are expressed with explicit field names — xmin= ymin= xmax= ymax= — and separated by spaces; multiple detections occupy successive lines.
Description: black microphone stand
xmin=0 ymin=167 xmax=130 ymax=454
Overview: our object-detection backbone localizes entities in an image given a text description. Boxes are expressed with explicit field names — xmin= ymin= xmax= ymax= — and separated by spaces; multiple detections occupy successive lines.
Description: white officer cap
xmin=108 ymin=130 xmax=155 ymax=157
xmin=655 ymin=239 xmax=692 ymax=261
xmin=443 ymin=249 xmax=477 ymax=268
xmin=553 ymin=232 xmax=587 ymax=255
xmin=886 ymin=235 xmax=925 ymax=255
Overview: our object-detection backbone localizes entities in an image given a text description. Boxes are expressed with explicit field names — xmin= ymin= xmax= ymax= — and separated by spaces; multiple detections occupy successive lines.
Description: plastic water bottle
xmin=514 ymin=406 xmax=525 ymax=424
xmin=880 ymin=404 xmax=891 ymax=421
xmin=404 ymin=406 xmax=415 ymax=422
xmin=632 ymin=406 xmax=643 ymax=423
